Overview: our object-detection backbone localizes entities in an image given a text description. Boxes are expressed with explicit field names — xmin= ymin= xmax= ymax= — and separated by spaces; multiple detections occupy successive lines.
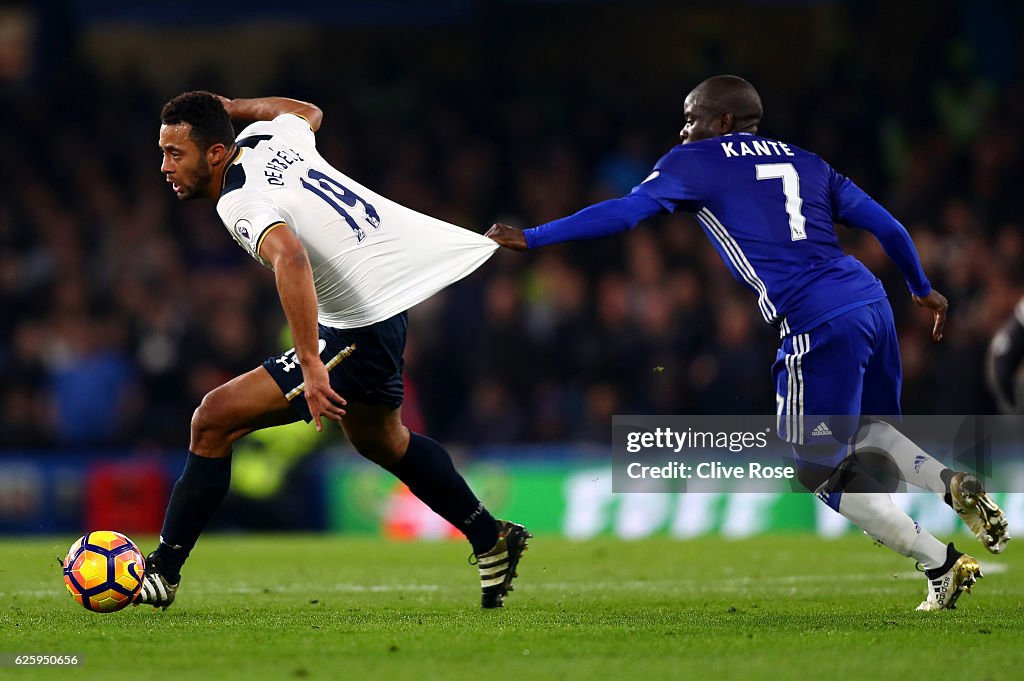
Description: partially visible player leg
xmin=341 ymin=401 xmax=530 ymax=608
xmin=138 ymin=366 xmax=299 ymax=608
xmin=986 ymin=297 xmax=1024 ymax=414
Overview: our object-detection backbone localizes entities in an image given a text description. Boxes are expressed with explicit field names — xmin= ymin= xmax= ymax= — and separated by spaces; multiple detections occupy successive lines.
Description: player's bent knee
xmin=190 ymin=390 xmax=238 ymax=455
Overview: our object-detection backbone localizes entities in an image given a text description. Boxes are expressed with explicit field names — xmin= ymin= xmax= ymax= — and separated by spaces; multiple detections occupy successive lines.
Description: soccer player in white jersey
xmin=139 ymin=91 xmax=529 ymax=609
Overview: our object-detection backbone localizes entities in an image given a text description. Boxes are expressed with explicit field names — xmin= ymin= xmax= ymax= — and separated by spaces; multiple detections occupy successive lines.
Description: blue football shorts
xmin=262 ymin=312 xmax=407 ymax=421
xmin=772 ymin=299 xmax=902 ymax=465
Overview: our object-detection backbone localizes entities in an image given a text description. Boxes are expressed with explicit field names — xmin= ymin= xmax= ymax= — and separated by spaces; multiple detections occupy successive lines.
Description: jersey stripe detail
xmin=785 ymin=349 xmax=795 ymax=443
xmin=783 ymin=333 xmax=810 ymax=444
xmin=696 ymin=207 xmax=779 ymax=324
xmin=795 ymin=333 xmax=808 ymax=444
xmin=255 ymin=221 xmax=287 ymax=257
xmin=694 ymin=210 xmax=765 ymax=317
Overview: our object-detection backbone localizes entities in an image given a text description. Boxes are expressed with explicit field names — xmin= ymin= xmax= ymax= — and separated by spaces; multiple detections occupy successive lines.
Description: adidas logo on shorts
xmin=811 ymin=421 xmax=832 ymax=437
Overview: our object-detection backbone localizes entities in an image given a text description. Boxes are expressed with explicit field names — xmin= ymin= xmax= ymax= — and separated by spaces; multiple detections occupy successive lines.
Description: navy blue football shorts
xmin=262 ymin=312 xmax=407 ymax=422
xmin=773 ymin=299 xmax=902 ymax=466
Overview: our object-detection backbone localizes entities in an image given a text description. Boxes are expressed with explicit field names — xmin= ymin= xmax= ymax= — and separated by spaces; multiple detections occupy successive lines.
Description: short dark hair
xmin=160 ymin=91 xmax=235 ymax=151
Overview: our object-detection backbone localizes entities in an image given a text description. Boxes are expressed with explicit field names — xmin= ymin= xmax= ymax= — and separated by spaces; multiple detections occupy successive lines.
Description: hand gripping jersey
xmin=216 ymin=114 xmax=497 ymax=329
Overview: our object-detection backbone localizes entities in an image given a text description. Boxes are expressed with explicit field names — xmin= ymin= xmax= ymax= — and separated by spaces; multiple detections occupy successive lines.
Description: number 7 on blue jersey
xmin=756 ymin=163 xmax=807 ymax=241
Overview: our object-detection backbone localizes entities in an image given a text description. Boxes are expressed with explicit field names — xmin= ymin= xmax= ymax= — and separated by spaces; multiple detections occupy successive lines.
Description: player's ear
xmin=717 ymin=111 xmax=735 ymax=134
xmin=207 ymin=142 xmax=229 ymax=165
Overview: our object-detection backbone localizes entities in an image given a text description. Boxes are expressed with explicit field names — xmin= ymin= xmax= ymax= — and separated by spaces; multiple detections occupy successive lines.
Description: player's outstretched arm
xmin=487 ymin=193 xmax=664 ymax=251
xmin=216 ymin=95 xmax=323 ymax=132
xmin=912 ymin=289 xmax=948 ymax=342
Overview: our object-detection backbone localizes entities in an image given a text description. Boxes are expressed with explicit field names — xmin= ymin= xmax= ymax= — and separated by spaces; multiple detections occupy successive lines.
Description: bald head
xmin=680 ymin=75 xmax=763 ymax=144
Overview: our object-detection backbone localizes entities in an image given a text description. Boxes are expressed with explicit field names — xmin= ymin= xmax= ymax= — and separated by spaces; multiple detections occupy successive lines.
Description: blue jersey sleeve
xmin=830 ymin=167 xmax=931 ymax=297
xmin=629 ymin=146 xmax=705 ymax=212
xmin=522 ymin=146 xmax=706 ymax=248
xmin=523 ymin=193 xmax=663 ymax=249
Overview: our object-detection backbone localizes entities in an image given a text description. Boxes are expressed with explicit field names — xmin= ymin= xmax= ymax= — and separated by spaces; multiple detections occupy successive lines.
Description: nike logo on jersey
xmin=642 ymin=171 xmax=660 ymax=183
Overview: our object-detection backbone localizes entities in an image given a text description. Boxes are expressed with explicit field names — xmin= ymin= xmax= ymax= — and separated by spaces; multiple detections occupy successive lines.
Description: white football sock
xmin=851 ymin=420 xmax=949 ymax=496
xmin=829 ymin=491 xmax=948 ymax=569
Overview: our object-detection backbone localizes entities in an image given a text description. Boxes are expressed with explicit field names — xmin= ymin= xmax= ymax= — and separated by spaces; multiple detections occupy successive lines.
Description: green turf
xmin=0 ymin=534 xmax=1021 ymax=680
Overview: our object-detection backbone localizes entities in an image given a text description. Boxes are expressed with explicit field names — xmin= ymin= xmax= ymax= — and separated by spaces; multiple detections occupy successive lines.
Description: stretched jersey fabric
xmin=216 ymin=114 xmax=497 ymax=329
xmin=526 ymin=133 xmax=930 ymax=337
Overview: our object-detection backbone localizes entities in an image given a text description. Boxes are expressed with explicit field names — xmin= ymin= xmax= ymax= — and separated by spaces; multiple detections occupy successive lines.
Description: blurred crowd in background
xmin=1 ymin=1 xmax=1021 ymax=450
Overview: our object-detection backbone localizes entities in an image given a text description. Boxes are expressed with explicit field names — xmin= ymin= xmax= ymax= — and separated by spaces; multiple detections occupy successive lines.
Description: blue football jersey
xmin=631 ymin=133 xmax=888 ymax=336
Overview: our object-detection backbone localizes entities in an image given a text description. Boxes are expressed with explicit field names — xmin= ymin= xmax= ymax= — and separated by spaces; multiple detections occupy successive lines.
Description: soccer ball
xmin=62 ymin=531 xmax=146 ymax=612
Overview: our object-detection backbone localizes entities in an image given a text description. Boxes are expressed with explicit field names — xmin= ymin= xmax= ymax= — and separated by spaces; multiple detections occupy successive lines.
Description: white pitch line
xmin=217 ymin=583 xmax=441 ymax=595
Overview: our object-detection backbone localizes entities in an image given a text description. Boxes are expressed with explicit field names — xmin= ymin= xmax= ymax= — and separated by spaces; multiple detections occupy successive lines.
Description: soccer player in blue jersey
xmin=487 ymin=75 xmax=1010 ymax=610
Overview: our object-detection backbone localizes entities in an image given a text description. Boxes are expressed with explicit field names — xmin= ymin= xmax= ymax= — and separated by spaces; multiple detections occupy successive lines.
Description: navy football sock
xmin=386 ymin=433 xmax=498 ymax=554
xmin=155 ymin=451 xmax=232 ymax=583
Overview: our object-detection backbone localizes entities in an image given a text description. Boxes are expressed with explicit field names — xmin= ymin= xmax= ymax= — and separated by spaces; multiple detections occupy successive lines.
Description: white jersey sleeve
xmin=216 ymin=182 xmax=287 ymax=267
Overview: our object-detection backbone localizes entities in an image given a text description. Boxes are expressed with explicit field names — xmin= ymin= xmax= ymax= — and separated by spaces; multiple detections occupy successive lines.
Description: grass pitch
xmin=1 ymin=534 xmax=1021 ymax=680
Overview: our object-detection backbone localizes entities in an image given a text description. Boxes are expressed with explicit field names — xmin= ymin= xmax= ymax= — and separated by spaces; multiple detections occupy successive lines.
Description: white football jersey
xmin=216 ymin=113 xmax=497 ymax=329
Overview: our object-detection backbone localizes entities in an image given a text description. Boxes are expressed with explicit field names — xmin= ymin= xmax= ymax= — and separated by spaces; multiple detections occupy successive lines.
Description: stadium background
xmin=1 ymin=0 xmax=1021 ymax=539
